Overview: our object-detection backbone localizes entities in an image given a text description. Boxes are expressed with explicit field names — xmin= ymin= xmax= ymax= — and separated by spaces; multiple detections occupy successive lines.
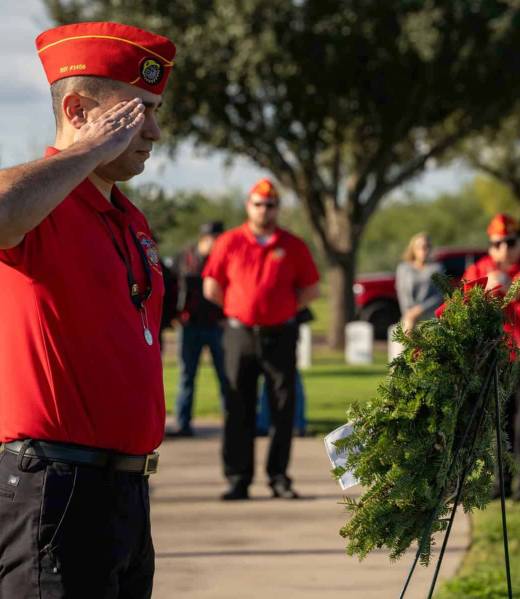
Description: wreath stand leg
xmin=493 ymin=369 xmax=513 ymax=599
xmin=399 ymin=360 xmax=513 ymax=598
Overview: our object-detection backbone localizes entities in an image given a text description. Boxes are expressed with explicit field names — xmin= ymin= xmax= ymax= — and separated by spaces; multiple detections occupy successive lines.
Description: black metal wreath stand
xmin=398 ymin=358 xmax=513 ymax=599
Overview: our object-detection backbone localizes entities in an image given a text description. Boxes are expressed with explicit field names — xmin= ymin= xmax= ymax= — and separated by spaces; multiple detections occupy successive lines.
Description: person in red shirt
xmin=0 ymin=22 xmax=175 ymax=598
xmin=463 ymin=213 xmax=520 ymax=500
xmin=203 ymin=178 xmax=320 ymax=500
xmin=463 ymin=213 xmax=520 ymax=287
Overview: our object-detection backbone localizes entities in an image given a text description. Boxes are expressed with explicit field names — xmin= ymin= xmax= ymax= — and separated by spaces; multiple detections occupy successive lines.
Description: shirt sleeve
xmin=462 ymin=262 xmax=478 ymax=282
xmin=463 ymin=256 xmax=493 ymax=282
xmin=0 ymin=211 xmax=56 ymax=272
xmin=0 ymin=234 xmax=31 ymax=270
xmin=202 ymin=235 xmax=229 ymax=288
xmin=293 ymin=239 xmax=320 ymax=288
xmin=0 ymin=248 xmax=16 ymax=266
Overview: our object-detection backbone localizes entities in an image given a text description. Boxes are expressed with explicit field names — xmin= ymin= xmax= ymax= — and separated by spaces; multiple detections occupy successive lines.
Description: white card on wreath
xmin=324 ymin=422 xmax=360 ymax=490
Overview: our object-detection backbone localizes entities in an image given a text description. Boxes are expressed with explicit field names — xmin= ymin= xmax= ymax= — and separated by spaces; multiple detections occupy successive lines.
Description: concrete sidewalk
xmin=151 ymin=425 xmax=469 ymax=599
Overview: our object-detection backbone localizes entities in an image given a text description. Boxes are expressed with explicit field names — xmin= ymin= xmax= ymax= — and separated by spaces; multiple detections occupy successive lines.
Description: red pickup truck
xmin=354 ymin=247 xmax=487 ymax=339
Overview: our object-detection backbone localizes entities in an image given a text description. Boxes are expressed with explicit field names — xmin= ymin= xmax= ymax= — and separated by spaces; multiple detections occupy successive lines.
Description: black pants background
xmin=0 ymin=450 xmax=154 ymax=599
xmin=222 ymin=323 xmax=298 ymax=487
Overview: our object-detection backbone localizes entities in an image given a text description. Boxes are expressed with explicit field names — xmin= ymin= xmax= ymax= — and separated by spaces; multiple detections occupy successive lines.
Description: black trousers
xmin=222 ymin=322 xmax=298 ymax=486
xmin=0 ymin=450 xmax=154 ymax=599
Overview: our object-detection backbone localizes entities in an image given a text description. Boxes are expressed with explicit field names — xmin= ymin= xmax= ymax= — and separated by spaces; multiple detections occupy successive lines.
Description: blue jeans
xmin=175 ymin=324 xmax=227 ymax=431
xmin=257 ymin=369 xmax=306 ymax=433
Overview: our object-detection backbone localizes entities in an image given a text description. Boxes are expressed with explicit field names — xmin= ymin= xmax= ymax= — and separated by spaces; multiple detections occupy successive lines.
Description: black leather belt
xmin=1 ymin=440 xmax=159 ymax=476
xmin=227 ymin=317 xmax=296 ymax=335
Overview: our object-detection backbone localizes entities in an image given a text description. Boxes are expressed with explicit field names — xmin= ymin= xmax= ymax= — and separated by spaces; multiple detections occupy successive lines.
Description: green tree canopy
xmin=46 ymin=0 xmax=520 ymax=346
xmin=459 ymin=104 xmax=520 ymax=201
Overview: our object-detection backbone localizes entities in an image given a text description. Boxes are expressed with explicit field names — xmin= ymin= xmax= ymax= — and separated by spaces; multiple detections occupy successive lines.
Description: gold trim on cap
xmin=38 ymin=34 xmax=174 ymax=66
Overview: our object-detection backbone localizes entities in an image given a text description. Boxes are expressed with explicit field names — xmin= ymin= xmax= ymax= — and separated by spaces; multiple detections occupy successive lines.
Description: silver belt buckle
xmin=143 ymin=452 xmax=159 ymax=475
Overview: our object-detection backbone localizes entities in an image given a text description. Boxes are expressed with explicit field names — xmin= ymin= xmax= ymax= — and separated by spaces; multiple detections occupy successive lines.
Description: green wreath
xmin=335 ymin=275 xmax=520 ymax=565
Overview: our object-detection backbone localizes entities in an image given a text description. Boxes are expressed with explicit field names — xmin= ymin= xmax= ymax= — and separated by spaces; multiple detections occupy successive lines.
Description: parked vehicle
xmin=354 ymin=247 xmax=487 ymax=339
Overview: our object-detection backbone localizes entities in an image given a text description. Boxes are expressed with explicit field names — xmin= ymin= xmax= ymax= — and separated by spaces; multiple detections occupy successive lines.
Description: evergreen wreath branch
xmin=335 ymin=276 xmax=520 ymax=565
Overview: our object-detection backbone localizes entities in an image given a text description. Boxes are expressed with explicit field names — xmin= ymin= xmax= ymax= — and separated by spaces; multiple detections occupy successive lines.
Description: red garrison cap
xmin=36 ymin=22 xmax=176 ymax=95
xmin=249 ymin=178 xmax=279 ymax=201
xmin=487 ymin=213 xmax=519 ymax=238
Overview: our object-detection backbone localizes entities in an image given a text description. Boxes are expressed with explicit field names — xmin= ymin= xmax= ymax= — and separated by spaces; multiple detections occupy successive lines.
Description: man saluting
xmin=0 ymin=22 xmax=175 ymax=598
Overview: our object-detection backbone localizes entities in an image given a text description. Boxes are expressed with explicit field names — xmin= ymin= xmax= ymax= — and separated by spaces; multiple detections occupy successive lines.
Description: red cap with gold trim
xmin=36 ymin=22 xmax=176 ymax=94
xmin=487 ymin=213 xmax=519 ymax=238
xmin=249 ymin=178 xmax=279 ymax=201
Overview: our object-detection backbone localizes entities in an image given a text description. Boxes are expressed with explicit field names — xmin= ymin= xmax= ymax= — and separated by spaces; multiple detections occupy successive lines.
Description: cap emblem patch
xmin=140 ymin=58 xmax=163 ymax=85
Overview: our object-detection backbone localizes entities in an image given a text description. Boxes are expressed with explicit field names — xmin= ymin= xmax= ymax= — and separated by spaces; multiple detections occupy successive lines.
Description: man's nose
xmin=142 ymin=114 xmax=161 ymax=141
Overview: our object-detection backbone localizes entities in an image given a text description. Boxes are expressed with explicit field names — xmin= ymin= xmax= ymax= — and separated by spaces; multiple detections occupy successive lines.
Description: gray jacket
xmin=395 ymin=261 xmax=443 ymax=321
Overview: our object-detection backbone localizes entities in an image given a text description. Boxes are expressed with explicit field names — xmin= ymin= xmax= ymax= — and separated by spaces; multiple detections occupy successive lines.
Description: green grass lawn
xmin=436 ymin=501 xmax=520 ymax=598
xmin=163 ymin=346 xmax=388 ymax=435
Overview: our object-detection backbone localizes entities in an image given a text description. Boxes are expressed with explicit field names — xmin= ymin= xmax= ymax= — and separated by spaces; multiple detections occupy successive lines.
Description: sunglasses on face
xmin=251 ymin=201 xmax=278 ymax=209
xmin=489 ymin=237 xmax=518 ymax=249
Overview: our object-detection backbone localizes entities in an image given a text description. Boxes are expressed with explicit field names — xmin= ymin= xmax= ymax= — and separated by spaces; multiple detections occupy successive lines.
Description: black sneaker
xmin=271 ymin=480 xmax=299 ymax=499
xmin=221 ymin=483 xmax=249 ymax=501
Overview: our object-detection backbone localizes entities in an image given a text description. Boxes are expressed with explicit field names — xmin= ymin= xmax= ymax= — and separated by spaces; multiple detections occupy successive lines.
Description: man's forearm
xmin=203 ymin=277 xmax=224 ymax=307
xmin=0 ymin=97 xmax=146 ymax=250
xmin=0 ymin=145 xmax=101 ymax=249
xmin=297 ymin=283 xmax=320 ymax=308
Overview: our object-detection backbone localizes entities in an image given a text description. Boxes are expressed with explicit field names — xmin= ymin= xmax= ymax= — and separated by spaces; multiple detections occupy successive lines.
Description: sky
xmin=0 ymin=0 xmax=473 ymax=198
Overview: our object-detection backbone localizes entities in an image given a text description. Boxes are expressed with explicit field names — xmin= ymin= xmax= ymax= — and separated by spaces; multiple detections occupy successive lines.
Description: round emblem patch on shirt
xmin=271 ymin=247 xmax=286 ymax=261
xmin=140 ymin=58 xmax=163 ymax=85
xmin=137 ymin=232 xmax=162 ymax=274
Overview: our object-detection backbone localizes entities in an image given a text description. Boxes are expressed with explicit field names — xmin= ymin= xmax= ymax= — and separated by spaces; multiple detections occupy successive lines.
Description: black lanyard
xmin=100 ymin=214 xmax=152 ymax=310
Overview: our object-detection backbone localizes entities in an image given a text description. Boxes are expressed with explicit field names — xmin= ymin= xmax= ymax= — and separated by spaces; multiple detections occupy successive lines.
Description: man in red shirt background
xmin=463 ymin=213 xmax=520 ymax=287
xmin=203 ymin=179 xmax=320 ymax=500
xmin=0 ymin=22 xmax=175 ymax=598
xmin=463 ymin=213 xmax=520 ymax=499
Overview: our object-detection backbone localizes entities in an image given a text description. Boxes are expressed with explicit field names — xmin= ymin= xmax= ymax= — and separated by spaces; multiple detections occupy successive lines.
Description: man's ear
xmin=62 ymin=93 xmax=88 ymax=129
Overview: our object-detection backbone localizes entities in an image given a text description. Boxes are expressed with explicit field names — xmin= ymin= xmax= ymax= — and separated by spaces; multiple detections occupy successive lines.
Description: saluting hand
xmin=73 ymin=97 xmax=146 ymax=165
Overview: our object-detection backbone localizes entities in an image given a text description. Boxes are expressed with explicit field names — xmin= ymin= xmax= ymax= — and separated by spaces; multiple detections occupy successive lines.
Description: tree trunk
xmin=327 ymin=254 xmax=357 ymax=350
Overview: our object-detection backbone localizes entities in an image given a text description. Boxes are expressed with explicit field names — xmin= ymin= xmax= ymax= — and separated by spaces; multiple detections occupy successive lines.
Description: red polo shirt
xmin=0 ymin=148 xmax=165 ymax=454
xmin=203 ymin=223 xmax=319 ymax=326
xmin=463 ymin=255 xmax=520 ymax=282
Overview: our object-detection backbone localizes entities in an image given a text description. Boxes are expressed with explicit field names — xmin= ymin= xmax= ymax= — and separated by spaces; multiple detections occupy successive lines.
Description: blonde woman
xmin=396 ymin=233 xmax=443 ymax=332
